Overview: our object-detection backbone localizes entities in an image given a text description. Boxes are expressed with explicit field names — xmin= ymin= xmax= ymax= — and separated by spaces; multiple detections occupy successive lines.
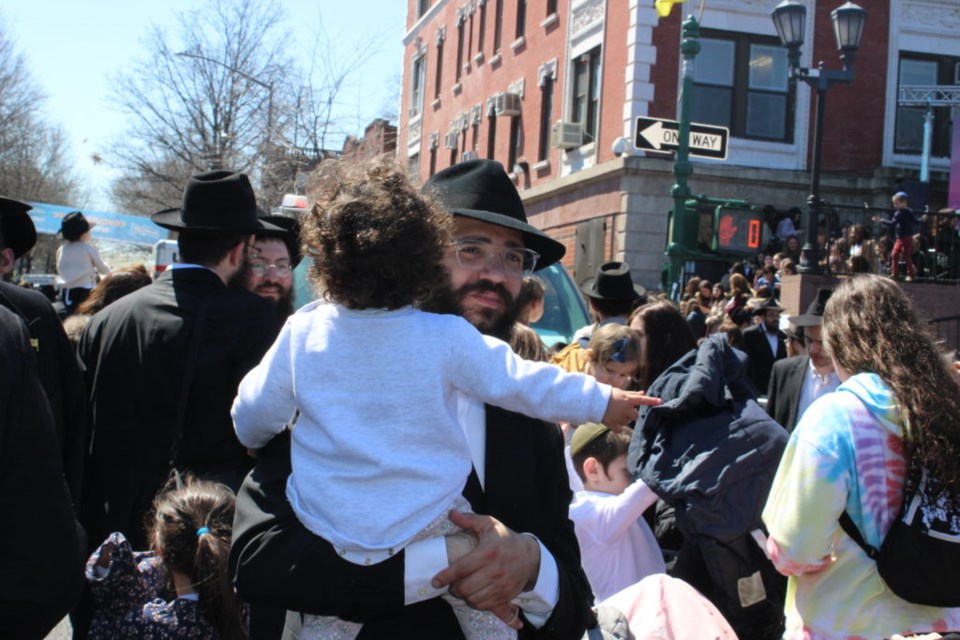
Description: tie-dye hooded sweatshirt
xmin=762 ymin=372 xmax=960 ymax=639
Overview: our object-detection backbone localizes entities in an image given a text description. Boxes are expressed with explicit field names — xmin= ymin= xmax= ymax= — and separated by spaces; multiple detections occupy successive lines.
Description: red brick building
xmin=399 ymin=0 xmax=957 ymax=289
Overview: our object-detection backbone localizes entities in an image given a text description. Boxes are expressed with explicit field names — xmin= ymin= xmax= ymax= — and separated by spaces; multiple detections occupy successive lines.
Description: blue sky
xmin=5 ymin=1 xmax=407 ymax=209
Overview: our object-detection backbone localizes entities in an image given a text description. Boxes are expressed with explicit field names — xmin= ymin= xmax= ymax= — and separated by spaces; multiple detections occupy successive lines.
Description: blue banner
xmin=27 ymin=202 xmax=166 ymax=247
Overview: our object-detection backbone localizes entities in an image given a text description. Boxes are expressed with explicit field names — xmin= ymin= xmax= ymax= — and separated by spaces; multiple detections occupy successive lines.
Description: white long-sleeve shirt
xmin=233 ymin=301 xmax=611 ymax=557
xmin=569 ymin=481 xmax=665 ymax=602
xmin=56 ymin=241 xmax=110 ymax=289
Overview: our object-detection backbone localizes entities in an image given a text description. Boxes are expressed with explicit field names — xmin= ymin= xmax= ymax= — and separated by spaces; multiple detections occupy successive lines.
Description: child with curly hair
xmin=232 ymin=157 xmax=654 ymax=639
xmin=85 ymin=475 xmax=246 ymax=639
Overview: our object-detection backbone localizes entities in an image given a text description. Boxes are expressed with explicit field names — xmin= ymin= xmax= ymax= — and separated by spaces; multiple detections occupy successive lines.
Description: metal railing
xmin=812 ymin=203 xmax=960 ymax=283
xmin=929 ymin=314 xmax=960 ymax=353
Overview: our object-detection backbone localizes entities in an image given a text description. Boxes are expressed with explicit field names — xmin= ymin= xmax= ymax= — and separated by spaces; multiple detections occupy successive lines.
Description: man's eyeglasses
xmin=251 ymin=261 xmax=292 ymax=278
xmin=452 ymin=239 xmax=539 ymax=278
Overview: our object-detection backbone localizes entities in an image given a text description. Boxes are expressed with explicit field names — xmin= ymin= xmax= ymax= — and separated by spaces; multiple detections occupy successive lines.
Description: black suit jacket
xmin=78 ymin=267 xmax=279 ymax=547
xmin=0 ymin=307 xmax=85 ymax=638
xmin=741 ymin=324 xmax=786 ymax=395
xmin=0 ymin=281 xmax=88 ymax=505
xmin=766 ymin=355 xmax=810 ymax=432
xmin=229 ymin=406 xmax=595 ymax=640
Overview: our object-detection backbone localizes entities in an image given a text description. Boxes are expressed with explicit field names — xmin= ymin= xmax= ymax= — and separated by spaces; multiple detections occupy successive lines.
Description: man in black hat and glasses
xmin=741 ymin=296 xmax=788 ymax=394
xmin=230 ymin=160 xmax=599 ymax=639
xmin=77 ymin=171 xmax=282 ymax=552
xmin=766 ymin=289 xmax=839 ymax=432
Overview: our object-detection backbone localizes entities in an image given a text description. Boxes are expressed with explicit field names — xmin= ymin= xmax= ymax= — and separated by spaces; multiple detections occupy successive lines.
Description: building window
xmin=418 ymin=0 xmax=430 ymax=18
xmin=410 ymin=53 xmax=427 ymax=118
xmin=456 ymin=21 xmax=465 ymax=82
xmin=572 ymin=46 xmax=601 ymax=143
xmin=895 ymin=54 xmax=957 ymax=157
xmin=546 ymin=0 xmax=557 ymax=16
xmin=429 ymin=146 xmax=437 ymax=176
xmin=493 ymin=0 xmax=503 ymax=54
xmin=487 ymin=113 xmax=497 ymax=160
xmin=508 ymin=116 xmax=522 ymax=171
xmin=467 ymin=12 xmax=474 ymax=60
xmin=434 ymin=40 xmax=444 ymax=99
xmin=408 ymin=153 xmax=420 ymax=178
xmin=515 ymin=0 xmax=526 ymax=39
xmin=691 ymin=32 xmax=792 ymax=142
xmin=478 ymin=2 xmax=487 ymax=54
xmin=538 ymin=75 xmax=554 ymax=161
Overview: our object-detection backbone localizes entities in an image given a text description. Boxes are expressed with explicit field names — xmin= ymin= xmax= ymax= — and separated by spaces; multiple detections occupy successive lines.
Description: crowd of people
xmin=2 ymin=157 xmax=960 ymax=640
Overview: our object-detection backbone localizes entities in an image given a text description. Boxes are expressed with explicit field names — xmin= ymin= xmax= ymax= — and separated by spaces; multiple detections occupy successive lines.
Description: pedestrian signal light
xmin=713 ymin=206 xmax=764 ymax=255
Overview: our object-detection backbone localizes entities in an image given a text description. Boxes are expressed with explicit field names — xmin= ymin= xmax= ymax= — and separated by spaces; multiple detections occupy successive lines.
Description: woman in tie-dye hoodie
xmin=763 ymin=274 xmax=960 ymax=639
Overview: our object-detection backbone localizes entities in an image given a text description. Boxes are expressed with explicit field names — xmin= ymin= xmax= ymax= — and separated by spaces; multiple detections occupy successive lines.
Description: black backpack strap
xmin=838 ymin=511 xmax=880 ymax=560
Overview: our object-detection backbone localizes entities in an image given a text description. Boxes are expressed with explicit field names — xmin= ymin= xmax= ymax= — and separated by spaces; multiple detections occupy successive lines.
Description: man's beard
xmin=262 ymin=285 xmax=295 ymax=319
xmin=421 ymin=279 xmax=519 ymax=341
xmin=227 ymin=252 xmax=252 ymax=290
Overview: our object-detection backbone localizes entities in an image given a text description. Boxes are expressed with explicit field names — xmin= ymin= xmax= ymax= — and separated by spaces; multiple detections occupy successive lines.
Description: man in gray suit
xmin=766 ymin=289 xmax=839 ymax=431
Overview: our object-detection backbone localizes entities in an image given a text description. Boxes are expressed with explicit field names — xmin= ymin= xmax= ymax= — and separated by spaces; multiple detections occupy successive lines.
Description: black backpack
xmin=839 ymin=467 xmax=960 ymax=607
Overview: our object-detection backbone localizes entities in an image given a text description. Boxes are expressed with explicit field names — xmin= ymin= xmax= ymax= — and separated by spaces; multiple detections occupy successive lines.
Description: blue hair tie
xmin=610 ymin=338 xmax=628 ymax=363
xmin=196 ymin=527 xmax=210 ymax=537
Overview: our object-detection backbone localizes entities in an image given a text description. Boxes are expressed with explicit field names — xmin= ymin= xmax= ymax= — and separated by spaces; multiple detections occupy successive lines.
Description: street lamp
xmin=175 ymin=49 xmax=274 ymax=187
xmin=771 ymin=0 xmax=866 ymax=274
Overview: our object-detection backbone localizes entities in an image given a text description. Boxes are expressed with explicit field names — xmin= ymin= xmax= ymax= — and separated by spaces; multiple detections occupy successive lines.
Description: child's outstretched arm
xmin=602 ymin=389 xmax=661 ymax=430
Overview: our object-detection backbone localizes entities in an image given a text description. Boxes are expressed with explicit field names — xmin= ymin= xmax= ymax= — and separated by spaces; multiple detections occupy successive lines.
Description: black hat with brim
xmin=423 ymin=159 xmax=565 ymax=270
xmin=0 ymin=197 xmax=37 ymax=258
xmin=579 ymin=261 xmax=646 ymax=301
xmin=152 ymin=170 xmax=280 ymax=233
xmin=792 ymin=288 xmax=833 ymax=327
xmin=59 ymin=211 xmax=95 ymax=241
xmin=752 ymin=296 xmax=786 ymax=315
xmin=257 ymin=214 xmax=303 ymax=267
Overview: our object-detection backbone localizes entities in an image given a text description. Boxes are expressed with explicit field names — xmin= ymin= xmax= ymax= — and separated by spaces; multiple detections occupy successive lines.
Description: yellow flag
xmin=655 ymin=0 xmax=687 ymax=18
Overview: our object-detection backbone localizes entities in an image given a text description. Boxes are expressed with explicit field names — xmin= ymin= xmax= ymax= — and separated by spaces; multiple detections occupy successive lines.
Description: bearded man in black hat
xmin=0 ymin=197 xmax=87 ymax=505
xmin=240 ymin=214 xmax=301 ymax=320
xmin=573 ymin=261 xmax=647 ymax=348
xmin=77 ymin=171 xmax=281 ymax=552
xmin=230 ymin=159 xmax=600 ymax=639
xmin=766 ymin=289 xmax=839 ymax=432
xmin=741 ymin=296 xmax=788 ymax=394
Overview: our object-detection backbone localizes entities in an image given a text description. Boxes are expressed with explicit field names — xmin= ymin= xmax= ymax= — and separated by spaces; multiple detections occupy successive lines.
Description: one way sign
xmin=634 ymin=116 xmax=729 ymax=160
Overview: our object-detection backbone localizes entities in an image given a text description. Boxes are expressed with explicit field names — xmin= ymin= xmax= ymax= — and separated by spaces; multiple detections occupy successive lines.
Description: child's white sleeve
xmin=232 ymin=321 xmax=296 ymax=448
xmin=573 ymin=481 xmax=658 ymax=544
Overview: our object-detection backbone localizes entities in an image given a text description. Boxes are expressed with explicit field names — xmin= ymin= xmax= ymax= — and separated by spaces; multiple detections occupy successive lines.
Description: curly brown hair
xmin=822 ymin=274 xmax=960 ymax=491
xmin=302 ymin=156 xmax=452 ymax=310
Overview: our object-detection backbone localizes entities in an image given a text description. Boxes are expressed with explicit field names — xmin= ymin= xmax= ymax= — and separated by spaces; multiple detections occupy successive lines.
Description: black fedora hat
xmin=152 ymin=171 xmax=279 ymax=233
xmin=752 ymin=296 xmax=786 ymax=315
xmin=792 ymin=288 xmax=833 ymax=327
xmin=0 ymin=197 xmax=37 ymax=258
xmin=59 ymin=211 xmax=94 ymax=241
xmin=579 ymin=262 xmax=646 ymax=301
xmin=257 ymin=214 xmax=303 ymax=267
xmin=423 ymin=159 xmax=565 ymax=270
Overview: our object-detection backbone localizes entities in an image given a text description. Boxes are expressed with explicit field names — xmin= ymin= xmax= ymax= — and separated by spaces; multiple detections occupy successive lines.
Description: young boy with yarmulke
xmin=568 ymin=422 xmax=665 ymax=602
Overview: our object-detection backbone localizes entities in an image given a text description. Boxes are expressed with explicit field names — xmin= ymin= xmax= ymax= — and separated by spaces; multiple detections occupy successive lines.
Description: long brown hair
xmin=822 ymin=275 xmax=960 ymax=490
xmin=77 ymin=264 xmax=151 ymax=315
xmin=629 ymin=300 xmax=697 ymax=390
xmin=148 ymin=476 xmax=247 ymax=640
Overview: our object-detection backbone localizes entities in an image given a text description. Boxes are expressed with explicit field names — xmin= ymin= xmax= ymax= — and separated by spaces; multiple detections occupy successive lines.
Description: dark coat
xmin=0 ymin=281 xmax=88 ymax=505
xmin=627 ymin=335 xmax=788 ymax=636
xmin=765 ymin=355 xmax=809 ymax=432
xmin=229 ymin=406 xmax=595 ymax=640
xmin=0 ymin=306 xmax=85 ymax=638
xmin=78 ymin=267 xmax=279 ymax=548
xmin=741 ymin=323 xmax=786 ymax=395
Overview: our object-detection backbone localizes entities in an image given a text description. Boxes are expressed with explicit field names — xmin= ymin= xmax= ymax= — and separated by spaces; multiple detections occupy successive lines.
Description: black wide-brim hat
xmin=792 ymin=288 xmax=833 ymax=327
xmin=0 ymin=197 xmax=37 ymax=258
xmin=59 ymin=211 xmax=94 ymax=241
xmin=579 ymin=261 xmax=646 ymax=301
xmin=152 ymin=170 xmax=280 ymax=233
xmin=257 ymin=214 xmax=303 ymax=267
xmin=753 ymin=296 xmax=786 ymax=315
xmin=423 ymin=159 xmax=565 ymax=270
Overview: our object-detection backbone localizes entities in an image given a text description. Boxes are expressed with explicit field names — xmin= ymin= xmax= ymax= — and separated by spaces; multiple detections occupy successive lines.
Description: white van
xmin=153 ymin=239 xmax=179 ymax=279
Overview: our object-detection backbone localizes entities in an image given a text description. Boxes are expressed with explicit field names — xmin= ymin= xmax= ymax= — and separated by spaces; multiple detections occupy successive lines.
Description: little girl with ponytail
xmin=85 ymin=475 xmax=247 ymax=639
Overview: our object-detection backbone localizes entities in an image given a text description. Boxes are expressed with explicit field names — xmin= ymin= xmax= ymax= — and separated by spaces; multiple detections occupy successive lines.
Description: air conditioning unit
xmin=494 ymin=92 xmax=522 ymax=117
xmin=462 ymin=150 xmax=479 ymax=162
xmin=470 ymin=104 xmax=482 ymax=125
xmin=444 ymin=131 xmax=459 ymax=150
xmin=551 ymin=121 xmax=584 ymax=149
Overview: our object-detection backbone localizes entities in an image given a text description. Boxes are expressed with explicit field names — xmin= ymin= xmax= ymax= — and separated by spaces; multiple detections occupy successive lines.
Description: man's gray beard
xmin=420 ymin=279 xmax=519 ymax=342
